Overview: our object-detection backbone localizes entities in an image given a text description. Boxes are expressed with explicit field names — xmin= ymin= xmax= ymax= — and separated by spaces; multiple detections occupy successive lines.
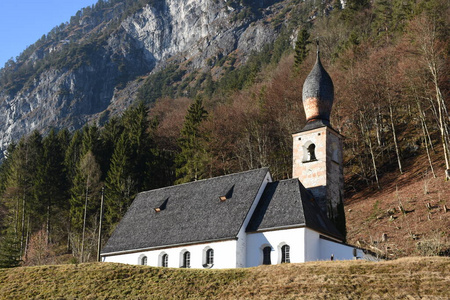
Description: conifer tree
xmin=81 ymin=125 xmax=100 ymax=158
xmin=0 ymin=231 xmax=22 ymax=268
xmin=105 ymin=133 xmax=132 ymax=229
xmin=34 ymin=129 xmax=69 ymax=242
xmin=65 ymin=131 xmax=83 ymax=184
xmin=2 ymin=132 xmax=43 ymax=256
xmin=104 ymin=103 xmax=156 ymax=229
xmin=98 ymin=116 xmax=124 ymax=177
xmin=121 ymin=102 xmax=153 ymax=191
xmin=175 ymin=96 xmax=209 ymax=184
xmin=294 ymin=29 xmax=311 ymax=70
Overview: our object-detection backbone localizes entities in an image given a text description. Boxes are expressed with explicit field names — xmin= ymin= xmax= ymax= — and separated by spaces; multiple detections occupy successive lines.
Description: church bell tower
xmin=292 ymin=44 xmax=345 ymax=235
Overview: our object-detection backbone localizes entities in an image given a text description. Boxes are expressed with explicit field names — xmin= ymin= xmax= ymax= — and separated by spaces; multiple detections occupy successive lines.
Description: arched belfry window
xmin=302 ymin=142 xmax=317 ymax=163
xmin=307 ymin=144 xmax=317 ymax=161
xmin=263 ymin=246 xmax=271 ymax=265
xmin=281 ymin=245 xmax=290 ymax=263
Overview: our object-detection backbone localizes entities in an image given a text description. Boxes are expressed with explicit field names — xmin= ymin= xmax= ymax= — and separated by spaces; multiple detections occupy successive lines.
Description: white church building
xmin=101 ymin=50 xmax=364 ymax=268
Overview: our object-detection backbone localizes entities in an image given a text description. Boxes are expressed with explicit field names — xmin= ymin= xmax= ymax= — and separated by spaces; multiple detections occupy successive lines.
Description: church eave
xmin=246 ymin=223 xmax=307 ymax=234
xmin=101 ymin=236 xmax=238 ymax=257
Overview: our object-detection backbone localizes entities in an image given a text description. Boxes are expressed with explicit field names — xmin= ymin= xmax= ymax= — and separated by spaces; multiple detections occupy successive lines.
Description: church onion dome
xmin=302 ymin=48 xmax=334 ymax=125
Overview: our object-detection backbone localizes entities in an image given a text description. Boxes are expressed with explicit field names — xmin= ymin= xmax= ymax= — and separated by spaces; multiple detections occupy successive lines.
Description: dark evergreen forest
xmin=0 ymin=0 xmax=448 ymax=267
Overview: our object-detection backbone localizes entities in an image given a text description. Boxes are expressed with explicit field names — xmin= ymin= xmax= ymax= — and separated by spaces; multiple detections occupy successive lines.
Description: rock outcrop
xmin=0 ymin=0 xmax=288 ymax=157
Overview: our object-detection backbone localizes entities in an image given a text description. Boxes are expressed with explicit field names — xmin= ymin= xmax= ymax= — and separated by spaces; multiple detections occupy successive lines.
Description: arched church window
xmin=281 ymin=245 xmax=290 ymax=263
xmin=141 ymin=256 xmax=147 ymax=265
xmin=263 ymin=246 xmax=271 ymax=265
xmin=162 ymin=254 xmax=168 ymax=267
xmin=183 ymin=251 xmax=191 ymax=268
xmin=203 ymin=248 xmax=214 ymax=268
xmin=206 ymin=248 xmax=214 ymax=265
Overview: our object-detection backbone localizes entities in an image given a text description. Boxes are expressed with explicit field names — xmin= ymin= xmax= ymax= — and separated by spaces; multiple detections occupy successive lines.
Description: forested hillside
xmin=0 ymin=0 xmax=449 ymax=267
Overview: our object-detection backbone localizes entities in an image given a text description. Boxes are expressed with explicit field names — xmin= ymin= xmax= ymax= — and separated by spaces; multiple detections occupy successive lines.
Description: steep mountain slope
xmin=0 ymin=0 xmax=295 ymax=158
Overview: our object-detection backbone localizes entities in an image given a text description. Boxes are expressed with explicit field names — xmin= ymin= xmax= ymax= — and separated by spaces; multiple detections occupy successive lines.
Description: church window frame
xmin=162 ymin=254 xmax=168 ymax=267
xmin=281 ymin=245 xmax=290 ymax=263
xmin=203 ymin=247 xmax=214 ymax=268
xmin=138 ymin=254 xmax=147 ymax=265
xmin=159 ymin=252 xmax=169 ymax=267
xmin=180 ymin=250 xmax=191 ymax=268
xmin=278 ymin=243 xmax=291 ymax=264
xmin=302 ymin=141 xmax=317 ymax=163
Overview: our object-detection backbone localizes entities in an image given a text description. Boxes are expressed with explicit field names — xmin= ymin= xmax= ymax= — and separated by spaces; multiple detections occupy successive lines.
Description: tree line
xmin=0 ymin=103 xmax=176 ymax=267
xmin=0 ymin=0 xmax=448 ymax=267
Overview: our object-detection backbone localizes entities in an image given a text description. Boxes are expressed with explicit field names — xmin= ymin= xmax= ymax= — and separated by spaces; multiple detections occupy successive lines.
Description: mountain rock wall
xmin=0 ymin=0 xmax=284 ymax=157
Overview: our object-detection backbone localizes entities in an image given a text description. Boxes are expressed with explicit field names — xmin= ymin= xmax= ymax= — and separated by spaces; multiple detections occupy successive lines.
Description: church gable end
xmin=246 ymin=179 xmax=343 ymax=241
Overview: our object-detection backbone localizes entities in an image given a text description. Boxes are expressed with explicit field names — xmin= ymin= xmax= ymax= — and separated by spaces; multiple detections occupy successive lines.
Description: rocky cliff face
xmin=0 ymin=0 xmax=288 ymax=157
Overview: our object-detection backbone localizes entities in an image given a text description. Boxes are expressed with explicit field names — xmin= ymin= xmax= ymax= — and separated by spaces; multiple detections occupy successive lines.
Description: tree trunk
xmin=417 ymin=99 xmax=436 ymax=177
xmin=388 ymin=100 xmax=403 ymax=174
xmin=46 ymin=204 xmax=51 ymax=245
xmin=20 ymin=194 xmax=26 ymax=255
xmin=360 ymin=112 xmax=380 ymax=189
xmin=81 ymin=182 xmax=89 ymax=263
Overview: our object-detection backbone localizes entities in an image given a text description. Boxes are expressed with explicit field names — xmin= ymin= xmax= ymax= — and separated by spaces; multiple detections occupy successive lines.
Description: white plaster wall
xmin=246 ymin=228 xmax=306 ymax=267
xmin=103 ymin=239 xmax=237 ymax=269
xmin=319 ymin=238 xmax=363 ymax=261
xmin=304 ymin=228 xmax=321 ymax=261
xmin=236 ymin=171 xmax=272 ymax=268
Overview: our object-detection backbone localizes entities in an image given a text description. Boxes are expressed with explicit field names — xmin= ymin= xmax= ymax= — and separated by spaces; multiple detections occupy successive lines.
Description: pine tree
xmin=34 ymin=129 xmax=69 ymax=242
xmin=64 ymin=131 xmax=83 ymax=187
xmin=2 ymin=131 xmax=43 ymax=256
xmin=175 ymin=96 xmax=209 ymax=184
xmin=104 ymin=103 xmax=156 ymax=229
xmin=121 ymin=102 xmax=153 ymax=191
xmin=99 ymin=116 xmax=124 ymax=177
xmin=0 ymin=231 xmax=22 ymax=268
xmin=81 ymin=125 xmax=100 ymax=157
xmin=294 ymin=29 xmax=311 ymax=70
xmin=105 ymin=133 xmax=132 ymax=229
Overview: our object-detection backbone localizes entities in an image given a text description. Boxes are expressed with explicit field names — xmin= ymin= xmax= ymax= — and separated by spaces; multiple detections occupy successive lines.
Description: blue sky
xmin=0 ymin=0 xmax=99 ymax=68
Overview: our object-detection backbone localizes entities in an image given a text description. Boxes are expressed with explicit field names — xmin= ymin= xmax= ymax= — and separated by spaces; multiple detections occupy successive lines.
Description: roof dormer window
xmin=219 ymin=185 xmax=235 ymax=202
xmin=154 ymin=198 xmax=168 ymax=212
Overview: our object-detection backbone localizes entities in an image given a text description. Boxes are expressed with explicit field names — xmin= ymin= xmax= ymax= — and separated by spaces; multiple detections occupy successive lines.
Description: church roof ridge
xmin=138 ymin=167 xmax=270 ymax=195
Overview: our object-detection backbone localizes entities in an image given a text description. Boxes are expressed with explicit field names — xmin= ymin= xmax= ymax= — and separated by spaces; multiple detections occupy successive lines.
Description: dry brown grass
xmin=0 ymin=257 xmax=448 ymax=299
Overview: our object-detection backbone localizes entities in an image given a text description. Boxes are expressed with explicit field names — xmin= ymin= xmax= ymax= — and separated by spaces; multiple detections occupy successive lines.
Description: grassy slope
xmin=0 ymin=257 xmax=449 ymax=299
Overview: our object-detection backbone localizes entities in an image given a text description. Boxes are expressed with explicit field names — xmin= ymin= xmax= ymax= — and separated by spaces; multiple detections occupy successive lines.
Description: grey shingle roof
xmin=102 ymin=168 xmax=269 ymax=254
xmin=246 ymin=179 xmax=344 ymax=241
